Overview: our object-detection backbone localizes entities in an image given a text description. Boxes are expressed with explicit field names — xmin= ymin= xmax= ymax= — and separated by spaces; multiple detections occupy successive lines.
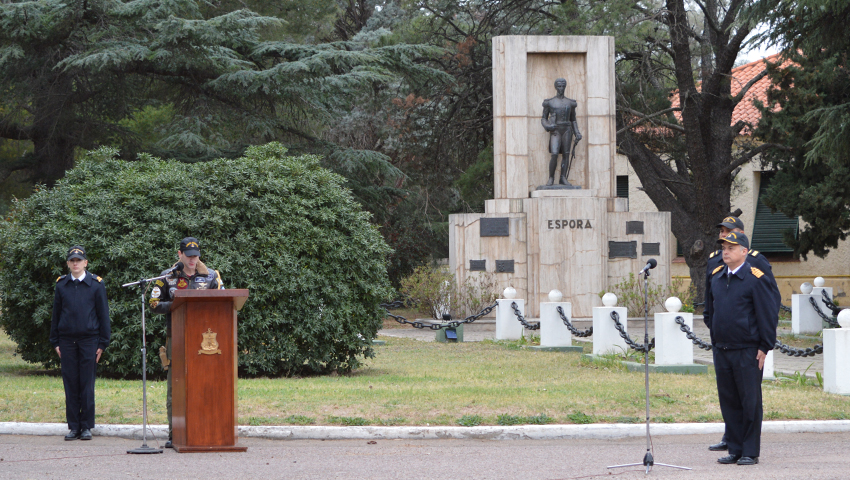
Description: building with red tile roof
xmin=668 ymin=52 xmax=791 ymax=135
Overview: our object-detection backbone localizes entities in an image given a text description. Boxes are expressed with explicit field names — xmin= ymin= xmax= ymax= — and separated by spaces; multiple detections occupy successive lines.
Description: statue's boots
xmin=546 ymin=177 xmax=554 ymax=186
xmin=559 ymin=159 xmax=572 ymax=185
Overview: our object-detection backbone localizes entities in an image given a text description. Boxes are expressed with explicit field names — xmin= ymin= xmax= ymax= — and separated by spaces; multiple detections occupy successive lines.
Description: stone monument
xmin=449 ymin=36 xmax=672 ymax=318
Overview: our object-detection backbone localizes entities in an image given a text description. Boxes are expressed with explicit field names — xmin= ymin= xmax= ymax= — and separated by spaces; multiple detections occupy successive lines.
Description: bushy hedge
xmin=0 ymin=143 xmax=394 ymax=378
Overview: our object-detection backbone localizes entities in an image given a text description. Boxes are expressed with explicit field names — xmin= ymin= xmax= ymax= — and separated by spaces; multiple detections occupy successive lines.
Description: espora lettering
xmin=547 ymin=219 xmax=592 ymax=229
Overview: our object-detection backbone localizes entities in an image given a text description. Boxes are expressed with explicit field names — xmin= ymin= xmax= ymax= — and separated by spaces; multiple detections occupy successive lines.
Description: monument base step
xmin=526 ymin=345 xmax=584 ymax=352
xmin=581 ymin=354 xmax=707 ymax=375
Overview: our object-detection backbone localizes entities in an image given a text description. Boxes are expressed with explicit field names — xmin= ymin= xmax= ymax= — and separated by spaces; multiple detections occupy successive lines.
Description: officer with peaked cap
xmin=705 ymin=232 xmax=780 ymax=466
xmin=50 ymin=246 xmax=111 ymax=441
xmin=704 ymin=215 xmax=779 ymax=452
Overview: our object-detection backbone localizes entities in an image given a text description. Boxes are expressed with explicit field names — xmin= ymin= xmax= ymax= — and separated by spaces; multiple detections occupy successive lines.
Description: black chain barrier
xmin=379 ymin=300 xmax=408 ymax=310
xmin=673 ymin=316 xmax=713 ymax=351
xmin=609 ymin=311 xmax=654 ymax=353
xmin=510 ymin=301 xmax=540 ymax=330
xmin=808 ymin=297 xmax=841 ymax=328
xmin=774 ymin=342 xmax=824 ymax=357
xmin=556 ymin=306 xmax=593 ymax=337
xmin=821 ymin=290 xmax=842 ymax=316
xmin=382 ymin=302 xmax=498 ymax=330
xmin=779 ymin=304 xmax=792 ymax=313
xmin=673 ymin=316 xmax=824 ymax=357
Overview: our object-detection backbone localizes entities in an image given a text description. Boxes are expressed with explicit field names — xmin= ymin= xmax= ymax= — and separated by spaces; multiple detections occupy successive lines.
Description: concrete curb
xmin=3 ymin=420 xmax=850 ymax=441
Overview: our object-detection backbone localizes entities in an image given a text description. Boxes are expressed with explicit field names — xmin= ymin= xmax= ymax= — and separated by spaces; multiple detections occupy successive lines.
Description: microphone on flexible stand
xmin=163 ymin=262 xmax=184 ymax=276
xmin=637 ymin=258 xmax=657 ymax=276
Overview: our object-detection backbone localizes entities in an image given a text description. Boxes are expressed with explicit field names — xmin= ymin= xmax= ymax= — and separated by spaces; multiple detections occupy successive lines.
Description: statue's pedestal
xmin=450 ymin=196 xmax=670 ymax=318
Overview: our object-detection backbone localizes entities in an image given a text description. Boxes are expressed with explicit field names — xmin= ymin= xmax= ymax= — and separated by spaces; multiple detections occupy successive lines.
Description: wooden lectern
xmin=170 ymin=289 xmax=249 ymax=453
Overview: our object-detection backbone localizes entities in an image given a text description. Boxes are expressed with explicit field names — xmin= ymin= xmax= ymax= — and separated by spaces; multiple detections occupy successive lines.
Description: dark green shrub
xmin=457 ymin=414 xmax=483 ymax=427
xmin=0 ymin=143 xmax=393 ymax=378
xmin=327 ymin=416 xmax=369 ymax=426
xmin=566 ymin=411 xmax=594 ymax=424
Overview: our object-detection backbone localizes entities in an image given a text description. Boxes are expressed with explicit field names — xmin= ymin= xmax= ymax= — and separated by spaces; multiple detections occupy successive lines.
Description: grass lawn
xmin=1 ymin=330 xmax=847 ymax=427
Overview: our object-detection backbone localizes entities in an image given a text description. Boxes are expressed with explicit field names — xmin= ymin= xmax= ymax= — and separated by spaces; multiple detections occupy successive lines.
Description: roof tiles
xmin=669 ymin=52 xmax=791 ymax=135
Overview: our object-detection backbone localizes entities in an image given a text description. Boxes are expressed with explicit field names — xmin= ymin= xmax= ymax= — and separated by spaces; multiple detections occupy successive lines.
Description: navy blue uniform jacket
xmin=704 ymin=248 xmax=777 ymax=322
xmin=49 ymin=271 xmax=111 ymax=351
xmin=705 ymin=261 xmax=780 ymax=353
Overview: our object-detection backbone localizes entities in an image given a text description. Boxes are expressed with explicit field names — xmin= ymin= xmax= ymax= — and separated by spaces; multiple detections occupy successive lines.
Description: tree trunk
xmin=615 ymin=0 xmax=750 ymax=303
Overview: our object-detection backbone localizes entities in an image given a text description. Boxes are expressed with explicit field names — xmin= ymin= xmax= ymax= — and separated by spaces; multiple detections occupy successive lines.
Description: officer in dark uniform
xmin=149 ymin=237 xmax=224 ymax=448
xmin=704 ymin=215 xmax=778 ymax=452
xmin=49 ymin=246 xmax=111 ymax=441
xmin=705 ymin=232 xmax=780 ymax=466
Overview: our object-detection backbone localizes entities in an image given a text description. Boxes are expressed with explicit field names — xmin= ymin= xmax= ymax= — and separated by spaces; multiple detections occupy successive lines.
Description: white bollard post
xmin=792 ymin=279 xmax=831 ymax=334
xmin=496 ymin=287 xmax=524 ymax=340
xmin=823 ymin=309 xmax=850 ymax=395
xmin=592 ymin=293 xmax=627 ymax=355
xmin=811 ymin=279 xmax=834 ymax=325
xmin=791 ymin=294 xmax=824 ymax=334
xmin=540 ymin=301 xmax=573 ymax=347
xmin=654 ymin=299 xmax=694 ymax=365
xmin=762 ymin=350 xmax=775 ymax=381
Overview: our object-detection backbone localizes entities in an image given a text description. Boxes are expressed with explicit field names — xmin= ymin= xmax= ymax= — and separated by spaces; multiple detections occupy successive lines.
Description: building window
xmin=751 ymin=172 xmax=798 ymax=253
xmin=616 ymin=175 xmax=629 ymax=199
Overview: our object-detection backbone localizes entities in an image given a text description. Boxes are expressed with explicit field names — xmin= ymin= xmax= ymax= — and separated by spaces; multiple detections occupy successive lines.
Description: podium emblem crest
xmin=198 ymin=328 xmax=222 ymax=355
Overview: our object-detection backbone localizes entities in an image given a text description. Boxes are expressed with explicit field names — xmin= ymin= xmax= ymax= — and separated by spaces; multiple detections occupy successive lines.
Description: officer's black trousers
xmin=58 ymin=336 xmax=99 ymax=431
xmin=713 ymin=346 xmax=764 ymax=458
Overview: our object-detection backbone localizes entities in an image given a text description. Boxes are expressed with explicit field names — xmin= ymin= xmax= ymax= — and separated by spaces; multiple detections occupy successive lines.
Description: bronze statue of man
xmin=541 ymin=78 xmax=582 ymax=186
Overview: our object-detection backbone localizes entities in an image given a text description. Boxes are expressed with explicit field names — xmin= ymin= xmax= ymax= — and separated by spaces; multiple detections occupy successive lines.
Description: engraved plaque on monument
xmin=609 ymin=241 xmax=637 ymax=259
xmin=642 ymin=243 xmax=661 ymax=256
xmin=626 ymin=221 xmax=644 ymax=235
xmin=495 ymin=260 xmax=515 ymax=273
xmin=480 ymin=218 xmax=510 ymax=237
xmin=469 ymin=260 xmax=486 ymax=271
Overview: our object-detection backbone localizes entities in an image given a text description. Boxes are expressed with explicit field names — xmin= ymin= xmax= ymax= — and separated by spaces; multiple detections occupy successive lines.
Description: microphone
xmin=637 ymin=258 xmax=657 ymax=275
xmin=163 ymin=262 xmax=184 ymax=276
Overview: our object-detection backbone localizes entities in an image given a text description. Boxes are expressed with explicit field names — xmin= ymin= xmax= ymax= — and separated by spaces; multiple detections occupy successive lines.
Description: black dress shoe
xmin=64 ymin=430 xmax=80 ymax=441
xmin=79 ymin=429 xmax=92 ymax=440
xmin=717 ymin=454 xmax=741 ymax=464
xmin=708 ymin=441 xmax=728 ymax=451
xmin=737 ymin=456 xmax=759 ymax=465
xmin=164 ymin=440 xmax=173 ymax=448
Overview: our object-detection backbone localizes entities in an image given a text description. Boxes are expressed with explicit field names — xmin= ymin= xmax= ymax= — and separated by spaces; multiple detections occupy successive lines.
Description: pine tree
xmin=0 ymin=0 xmax=443 ymax=185
xmin=751 ymin=0 xmax=850 ymax=258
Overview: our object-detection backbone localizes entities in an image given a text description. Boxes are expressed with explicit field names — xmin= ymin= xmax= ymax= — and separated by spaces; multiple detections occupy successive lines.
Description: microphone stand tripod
xmin=122 ymin=273 xmax=172 ymax=455
xmin=607 ymin=266 xmax=690 ymax=474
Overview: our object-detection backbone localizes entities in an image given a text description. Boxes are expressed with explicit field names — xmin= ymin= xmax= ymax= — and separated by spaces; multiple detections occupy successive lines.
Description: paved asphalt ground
xmin=2 ymin=431 xmax=849 ymax=479
xmin=3 ymin=322 xmax=843 ymax=479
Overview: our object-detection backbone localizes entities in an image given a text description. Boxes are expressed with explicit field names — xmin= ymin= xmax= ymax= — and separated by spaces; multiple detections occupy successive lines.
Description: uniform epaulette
xmin=709 ymin=250 xmax=718 ymax=259
xmin=94 ymin=275 xmax=103 ymax=283
xmin=712 ymin=265 xmax=724 ymax=275
xmin=749 ymin=250 xmax=760 ymax=257
xmin=751 ymin=267 xmax=765 ymax=278
xmin=56 ymin=275 xmax=66 ymax=283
